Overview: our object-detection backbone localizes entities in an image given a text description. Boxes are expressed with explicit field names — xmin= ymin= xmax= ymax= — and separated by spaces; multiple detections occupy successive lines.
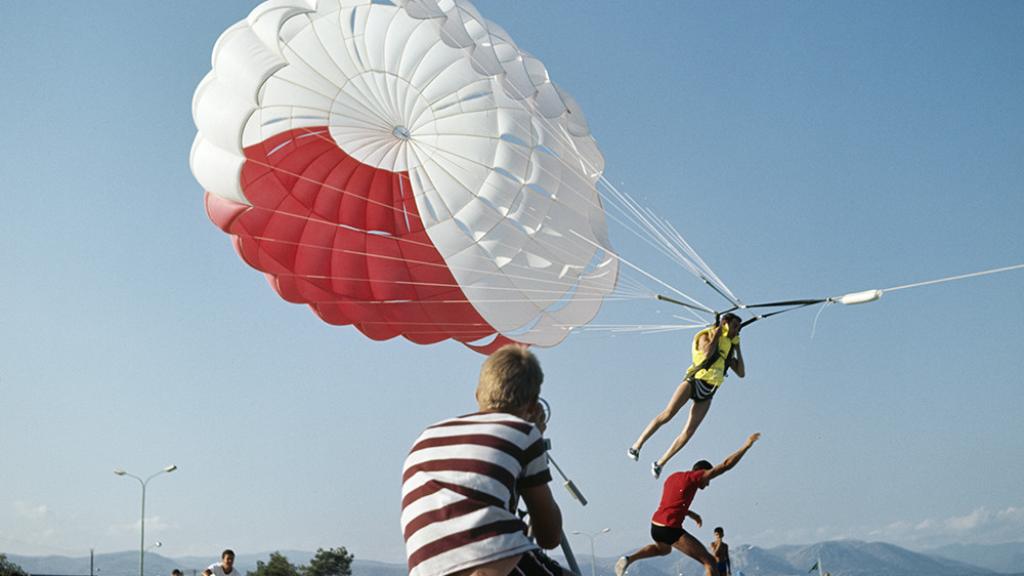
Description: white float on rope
xmin=834 ymin=289 xmax=883 ymax=305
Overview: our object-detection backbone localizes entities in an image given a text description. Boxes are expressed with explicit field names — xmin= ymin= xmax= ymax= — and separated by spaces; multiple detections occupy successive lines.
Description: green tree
xmin=0 ymin=554 xmax=29 ymax=576
xmin=302 ymin=547 xmax=353 ymax=576
xmin=247 ymin=552 xmax=300 ymax=576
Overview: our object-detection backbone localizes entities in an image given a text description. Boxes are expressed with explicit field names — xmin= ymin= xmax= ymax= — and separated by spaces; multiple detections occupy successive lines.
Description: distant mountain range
xmin=5 ymin=540 xmax=1023 ymax=576
xmin=927 ymin=543 xmax=1024 ymax=575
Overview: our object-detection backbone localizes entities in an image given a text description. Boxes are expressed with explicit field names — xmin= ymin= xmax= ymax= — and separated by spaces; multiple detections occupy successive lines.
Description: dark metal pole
xmin=560 ymin=533 xmax=581 ymax=576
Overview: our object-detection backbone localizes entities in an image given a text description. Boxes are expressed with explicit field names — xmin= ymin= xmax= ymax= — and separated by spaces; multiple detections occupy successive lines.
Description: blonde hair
xmin=476 ymin=345 xmax=543 ymax=412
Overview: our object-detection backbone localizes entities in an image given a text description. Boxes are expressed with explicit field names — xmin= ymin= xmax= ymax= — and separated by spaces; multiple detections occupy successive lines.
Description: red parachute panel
xmin=205 ymin=126 xmax=516 ymax=353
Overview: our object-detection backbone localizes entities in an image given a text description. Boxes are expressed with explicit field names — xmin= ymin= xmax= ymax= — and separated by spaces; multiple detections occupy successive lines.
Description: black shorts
xmin=650 ymin=523 xmax=686 ymax=545
xmin=513 ymin=549 xmax=565 ymax=576
xmin=689 ymin=377 xmax=718 ymax=402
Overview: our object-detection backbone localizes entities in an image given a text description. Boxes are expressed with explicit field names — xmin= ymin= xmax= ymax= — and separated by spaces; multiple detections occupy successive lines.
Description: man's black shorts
xmin=651 ymin=523 xmax=686 ymax=545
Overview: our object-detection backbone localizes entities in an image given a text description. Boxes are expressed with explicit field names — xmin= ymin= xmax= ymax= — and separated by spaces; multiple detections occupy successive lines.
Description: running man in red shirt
xmin=614 ymin=433 xmax=760 ymax=576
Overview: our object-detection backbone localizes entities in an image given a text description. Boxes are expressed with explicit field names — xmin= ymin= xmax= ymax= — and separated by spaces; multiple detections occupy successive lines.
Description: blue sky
xmin=1 ymin=0 xmax=1022 ymax=567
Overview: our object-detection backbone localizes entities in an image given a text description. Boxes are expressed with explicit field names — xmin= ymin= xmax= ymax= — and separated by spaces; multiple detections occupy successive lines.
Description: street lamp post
xmin=114 ymin=465 xmax=177 ymax=576
xmin=571 ymin=528 xmax=611 ymax=576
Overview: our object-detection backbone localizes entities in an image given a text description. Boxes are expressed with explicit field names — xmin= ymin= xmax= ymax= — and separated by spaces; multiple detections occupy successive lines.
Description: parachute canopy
xmin=191 ymin=0 xmax=618 ymax=352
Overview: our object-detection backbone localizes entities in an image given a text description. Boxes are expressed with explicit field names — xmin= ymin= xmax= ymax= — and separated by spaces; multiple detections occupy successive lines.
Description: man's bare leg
xmin=616 ymin=542 xmax=671 ymax=575
xmin=672 ymin=531 xmax=718 ymax=576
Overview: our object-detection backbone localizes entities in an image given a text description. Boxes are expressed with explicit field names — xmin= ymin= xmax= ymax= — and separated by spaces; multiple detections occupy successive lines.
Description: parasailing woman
xmin=627 ymin=313 xmax=745 ymax=478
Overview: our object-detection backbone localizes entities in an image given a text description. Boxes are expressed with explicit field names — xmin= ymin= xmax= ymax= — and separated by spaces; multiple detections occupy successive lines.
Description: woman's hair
xmin=720 ymin=313 xmax=741 ymax=326
xmin=476 ymin=345 xmax=543 ymax=412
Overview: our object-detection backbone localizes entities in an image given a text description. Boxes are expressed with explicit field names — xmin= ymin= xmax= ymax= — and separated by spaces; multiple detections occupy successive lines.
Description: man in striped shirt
xmin=402 ymin=345 xmax=563 ymax=576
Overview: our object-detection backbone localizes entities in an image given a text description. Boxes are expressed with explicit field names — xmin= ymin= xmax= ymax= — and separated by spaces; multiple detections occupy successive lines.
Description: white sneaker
xmin=651 ymin=461 xmax=662 ymax=479
xmin=626 ymin=447 xmax=640 ymax=461
xmin=614 ymin=556 xmax=629 ymax=576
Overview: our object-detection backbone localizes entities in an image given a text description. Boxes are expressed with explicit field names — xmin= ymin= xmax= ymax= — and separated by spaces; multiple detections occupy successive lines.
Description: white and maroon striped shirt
xmin=401 ymin=411 xmax=552 ymax=576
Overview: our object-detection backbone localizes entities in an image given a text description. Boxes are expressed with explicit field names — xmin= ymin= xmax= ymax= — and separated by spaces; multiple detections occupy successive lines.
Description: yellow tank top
xmin=689 ymin=326 xmax=735 ymax=386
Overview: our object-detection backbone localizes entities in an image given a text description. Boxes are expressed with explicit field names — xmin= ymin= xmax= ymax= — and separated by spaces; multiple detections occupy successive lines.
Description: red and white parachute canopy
xmin=191 ymin=0 xmax=619 ymax=353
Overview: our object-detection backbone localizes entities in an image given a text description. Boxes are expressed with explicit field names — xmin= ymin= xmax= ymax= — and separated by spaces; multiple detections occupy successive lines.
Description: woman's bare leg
xmin=655 ymin=397 xmax=713 ymax=468
xmin=449 ymin=554 xmax=523 ymax=576
xmin=631 ymin=380 xmax=693 ymax=453
xmin=672 ymin=531 xmax=718 ymax=576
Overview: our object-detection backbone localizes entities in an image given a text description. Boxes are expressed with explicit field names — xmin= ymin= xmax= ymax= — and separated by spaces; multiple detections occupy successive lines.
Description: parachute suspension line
xmin=560 ymin=321 xmax=709 ymax=336
xmin=567 ymin=154 xmax=742 ymax=312
xmin=249 ymin=234 xmax=643 ymax=299
xmin=597 ymin=181 xmax=705 ymax=279
xmin=268 ymin=270 xmax=637 ymax=299
xmin=617 ymin=274 xmax=658 ymax=300
xmin=315 ymin=295 xmax=636 ymax=306
xmin=595 ymin=177 xmax=742 ymax=308
xmin=600 ymin=176 xmax=743 ymax=309
xmin=242 ymin=153 xmax=429 ymax=222
xmin=637 ymin=204 xmax=718 ymax=287
xmin=568 ymin=229 xmax=715 ymax=315
xmin=239 ymin=202 xmax=621 ymax=295
xmin=810 ymin=301 xmax=831 ymax=339
xmin=396 ymin=159 xmax=413 ymax=234
xmin=880 ymin=263 xmax=1024 ymax=293
xmin=647 ymin=206 xmax=742 ymax=305
xmin=321 ymin=317 xmax=699 ymax=337
xmin=596 ymin=183 xmax=742 ymax=317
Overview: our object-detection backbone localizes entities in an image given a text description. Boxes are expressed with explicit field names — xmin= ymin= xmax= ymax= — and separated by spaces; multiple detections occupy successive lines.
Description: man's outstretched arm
xmin=706 ymin=433 xmax=760 ymax=481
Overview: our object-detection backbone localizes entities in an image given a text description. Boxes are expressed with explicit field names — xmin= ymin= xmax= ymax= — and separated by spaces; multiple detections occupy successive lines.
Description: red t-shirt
xmin=651 ymin=469 xmax=709 ymax=527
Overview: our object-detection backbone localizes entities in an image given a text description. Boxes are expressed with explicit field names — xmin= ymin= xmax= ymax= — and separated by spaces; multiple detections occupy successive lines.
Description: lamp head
xmin=114 ymin=469 xmax=126 ymax=476
xmin=164 ymin=465 xmax=177 ymax=473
